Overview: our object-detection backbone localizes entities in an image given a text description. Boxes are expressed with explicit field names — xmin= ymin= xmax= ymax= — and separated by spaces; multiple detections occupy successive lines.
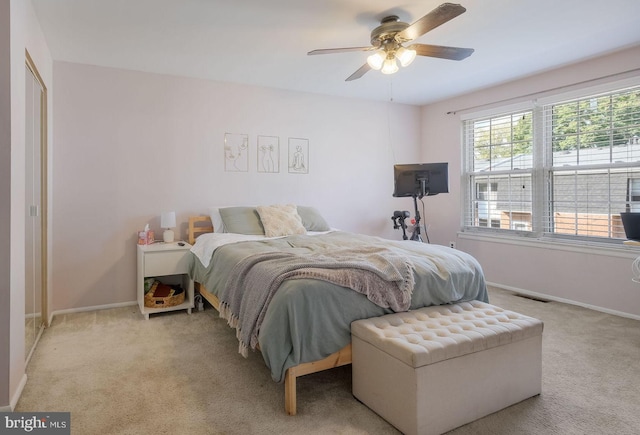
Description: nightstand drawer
xmin=144 ymin=250 xmax=190 ymax=276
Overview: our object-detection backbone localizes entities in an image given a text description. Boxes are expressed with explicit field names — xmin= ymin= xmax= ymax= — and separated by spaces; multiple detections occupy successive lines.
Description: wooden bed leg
xmin=284 ymin=369 xmax=297 ymax=416
xmin=282 ymin=345 xmax=352 ymax=415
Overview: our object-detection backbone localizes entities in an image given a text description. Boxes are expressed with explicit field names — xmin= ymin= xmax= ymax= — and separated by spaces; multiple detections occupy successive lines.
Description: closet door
xmin=25 ymin=62 xmax=45 ymax=361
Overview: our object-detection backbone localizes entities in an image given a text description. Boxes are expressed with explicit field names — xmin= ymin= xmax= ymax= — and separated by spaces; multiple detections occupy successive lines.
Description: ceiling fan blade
xmin=345 ymin=64 xmax=372 ymax=81
xmin=396 ymin=3 xmax=467 ymax=42
xmin=308 ymin=46 xmax=375 ymax=55
xmin=410 ymin=43 xmax=474 ymax=60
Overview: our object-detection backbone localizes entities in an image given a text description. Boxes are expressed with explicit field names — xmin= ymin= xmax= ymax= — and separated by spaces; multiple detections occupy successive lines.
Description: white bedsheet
xmin=190 ymin=230 xmax=334 ymax=268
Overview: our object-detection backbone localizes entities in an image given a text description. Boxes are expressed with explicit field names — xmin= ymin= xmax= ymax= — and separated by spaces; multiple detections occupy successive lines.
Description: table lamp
xmin=160 ymin=211 xmax=176 ymax=243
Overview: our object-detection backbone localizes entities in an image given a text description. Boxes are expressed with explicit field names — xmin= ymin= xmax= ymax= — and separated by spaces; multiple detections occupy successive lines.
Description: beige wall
xmin=51 ymin=62 xmax=422 ymax=311
xmin=52 ymin=47 xmax=640 ymax=318
xmin=421 ymin=45 xmax=640 ymax=318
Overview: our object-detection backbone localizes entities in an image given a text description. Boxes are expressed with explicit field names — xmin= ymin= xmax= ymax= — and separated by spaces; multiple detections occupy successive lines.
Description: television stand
xmin=393 ymin=196 xmax=426 ymax=242
xmin=409 ymin=195 xmax=423 ymax=242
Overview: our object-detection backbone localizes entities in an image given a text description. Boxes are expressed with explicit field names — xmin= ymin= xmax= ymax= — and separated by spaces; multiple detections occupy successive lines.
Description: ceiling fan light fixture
xmin=396 ymin=46 xmax=417 ymax=67
xmin=381 ymin=57 xmax=399 ymax=75
xmin=308 ymin=4 xmax=473 ymax=81
xmin=366 ymin=50 xmax=385 ymax=70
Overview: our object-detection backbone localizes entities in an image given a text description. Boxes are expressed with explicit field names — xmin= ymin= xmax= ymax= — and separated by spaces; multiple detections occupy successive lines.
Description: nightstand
xmin=137 ymin=242 xmax=195 ymax=319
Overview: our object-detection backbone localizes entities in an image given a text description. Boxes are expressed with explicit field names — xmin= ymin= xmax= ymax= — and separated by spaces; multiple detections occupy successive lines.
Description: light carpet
xmin=16 ymin=286 xmax=640 ymax=434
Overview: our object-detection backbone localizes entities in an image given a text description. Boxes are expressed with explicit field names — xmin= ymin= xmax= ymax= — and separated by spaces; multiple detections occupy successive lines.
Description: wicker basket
xmin=144 ymin=281 xmax=185 ymax=308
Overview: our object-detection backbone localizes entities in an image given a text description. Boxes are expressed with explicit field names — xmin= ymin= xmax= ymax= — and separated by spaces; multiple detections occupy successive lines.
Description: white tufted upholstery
xmin=351 ymin=300 xmax=544 ymax=368
xmin=352 ymin=301 xmax=544 ymax=435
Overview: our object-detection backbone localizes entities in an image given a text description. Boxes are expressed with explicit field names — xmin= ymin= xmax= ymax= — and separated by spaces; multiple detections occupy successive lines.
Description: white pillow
xmin=256 ymin=204 xmax=307 ymax=237
xmin=208 ymin=207 xmax=230 ymax=233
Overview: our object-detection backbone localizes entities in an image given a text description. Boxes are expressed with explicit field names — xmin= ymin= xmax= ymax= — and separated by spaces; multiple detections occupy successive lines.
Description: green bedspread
xmin=188 ymin=231 xmax=488 ymax=383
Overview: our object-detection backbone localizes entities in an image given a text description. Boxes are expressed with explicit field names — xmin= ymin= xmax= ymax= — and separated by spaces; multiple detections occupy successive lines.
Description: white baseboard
xmin=51 ymin=301 xmax=137 ymax=318
xmin=487 ymin=281 xmax=640 ymax=321
xmin=3 ymin=374 xmax=29 ymax=411
xmin=25 ymin=326 xmax=45 ymax=367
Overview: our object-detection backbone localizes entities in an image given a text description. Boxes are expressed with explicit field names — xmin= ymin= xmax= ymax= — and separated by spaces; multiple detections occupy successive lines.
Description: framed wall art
xmin=224 ymin=133 xmax=249 ymax=172
xmin=288 ymin=137 xmax=309 ymax=174
xmin=257 ymin=135 xmax=279 ymax=173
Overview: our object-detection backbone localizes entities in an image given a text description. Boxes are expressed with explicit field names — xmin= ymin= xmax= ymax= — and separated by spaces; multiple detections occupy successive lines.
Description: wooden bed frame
xmin=187 ymin=216 xmax=352 ymax=415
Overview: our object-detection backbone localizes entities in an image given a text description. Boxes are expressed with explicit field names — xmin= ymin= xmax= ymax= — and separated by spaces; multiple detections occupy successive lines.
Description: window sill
xmin=458 ymin=231 xmax=638 ymax=259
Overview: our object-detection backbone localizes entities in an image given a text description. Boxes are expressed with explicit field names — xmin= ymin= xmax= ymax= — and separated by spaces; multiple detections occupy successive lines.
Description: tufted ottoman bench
xmin=351 ymin=300 xmax=543 ymax=435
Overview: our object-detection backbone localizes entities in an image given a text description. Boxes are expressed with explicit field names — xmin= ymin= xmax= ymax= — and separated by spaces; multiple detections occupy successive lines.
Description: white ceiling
xmin=31 ymin=0 xmax=640 ymax=106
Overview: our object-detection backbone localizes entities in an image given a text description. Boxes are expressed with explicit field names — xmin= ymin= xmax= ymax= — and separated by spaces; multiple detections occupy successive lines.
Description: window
xmin=464 ymin=111 xmax=534 ymax=234
xmin=476 ymin=182 xmax=498 ymax=227
xmin=463 ymin=83 xmax=640 ymax=242
xmin=628 ymin=178 xmax=640 ymax=212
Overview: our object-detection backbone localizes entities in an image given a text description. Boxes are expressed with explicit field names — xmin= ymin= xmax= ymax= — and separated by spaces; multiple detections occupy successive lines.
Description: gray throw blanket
xmin=218 ymin=244 xmax=415 ymax=357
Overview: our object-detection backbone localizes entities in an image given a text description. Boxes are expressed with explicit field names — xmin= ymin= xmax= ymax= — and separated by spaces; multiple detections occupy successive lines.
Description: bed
xmin=186 ymin=205 xmax=488 ymax=415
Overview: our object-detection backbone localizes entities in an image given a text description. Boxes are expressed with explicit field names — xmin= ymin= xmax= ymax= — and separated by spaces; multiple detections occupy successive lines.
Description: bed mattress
xmin=188 ymin=231 xmax=488 ymax=382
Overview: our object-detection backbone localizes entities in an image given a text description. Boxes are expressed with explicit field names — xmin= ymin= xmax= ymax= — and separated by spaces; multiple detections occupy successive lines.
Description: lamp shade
xmin=396 ymin=46 xmax=416 ymax=67
xmin=366 ymin=50 xmax=385 ymax=70
xmin=381 ymin=57 xmax=399 ymax=75
xmin=160 ymin=211 xmax=176 ymax=229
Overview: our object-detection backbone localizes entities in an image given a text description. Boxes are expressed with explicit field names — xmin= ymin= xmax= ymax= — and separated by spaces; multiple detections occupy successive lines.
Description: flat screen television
xmin=393 ymin=163 xmax=449 ymax=198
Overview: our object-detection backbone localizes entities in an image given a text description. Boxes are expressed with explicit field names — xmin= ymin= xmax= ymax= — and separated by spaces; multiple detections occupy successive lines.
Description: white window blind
xmin=463 ymin=111 xmax=534 ymax=233
xmin=543 ymin=86 xmax=640 ymax=240
xmin=463 ymin=83 xmax=640 ymax=242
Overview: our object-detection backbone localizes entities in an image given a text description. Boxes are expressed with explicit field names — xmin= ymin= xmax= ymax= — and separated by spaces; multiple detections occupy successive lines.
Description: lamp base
xmin=163 ymin=229 xmax=175 ymax=243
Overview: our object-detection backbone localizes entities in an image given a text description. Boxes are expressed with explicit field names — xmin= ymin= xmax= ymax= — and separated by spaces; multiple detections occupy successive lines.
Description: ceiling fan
xmin=308 ymin=3 xmax=474 ymax=81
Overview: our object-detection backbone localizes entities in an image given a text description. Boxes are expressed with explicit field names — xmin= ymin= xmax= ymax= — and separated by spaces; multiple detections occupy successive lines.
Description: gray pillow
xmin=297 ymin=206 xmax=330 ymax=231
xmin=219 ymin=207 xmax=265 ymax=235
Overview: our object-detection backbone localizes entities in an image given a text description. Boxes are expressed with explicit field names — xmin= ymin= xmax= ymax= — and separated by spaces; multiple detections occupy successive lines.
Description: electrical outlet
xmin=449 ymin=241 xmax=456 ymax=249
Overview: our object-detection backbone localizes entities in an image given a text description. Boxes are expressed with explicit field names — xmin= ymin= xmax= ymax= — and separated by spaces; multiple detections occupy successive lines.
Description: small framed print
xmin=224 ymin=133 xmax=249 ymax=172
xmin=288 ymin=137 xmax=309 ymax=174
xmin=257 ymin=135 xmax=279 ymax=173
